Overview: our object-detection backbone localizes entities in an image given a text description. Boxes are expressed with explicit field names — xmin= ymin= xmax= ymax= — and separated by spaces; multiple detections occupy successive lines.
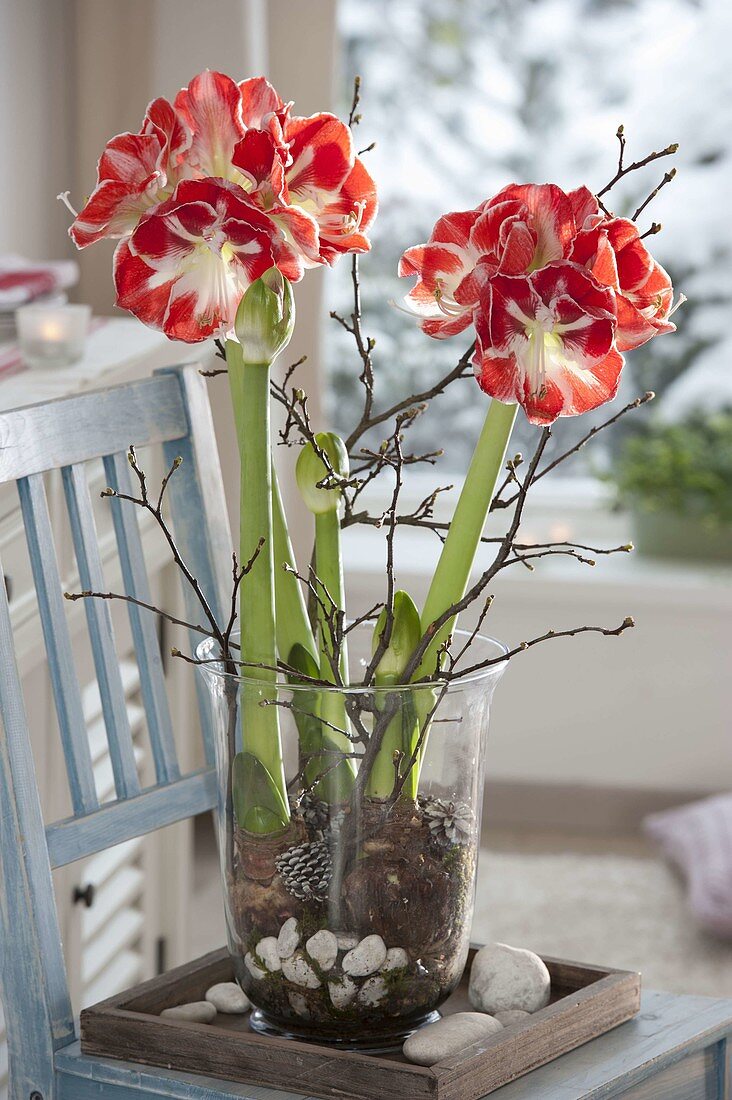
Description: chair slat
xmin=46 ymin=768 xmax=217 ymax=868
xmin=158 ymin=367 xmax=233 ymax=768
xmin=0 ymin=550 xmax=75 ymax=1086
xmin=63 ymin=462 xmax=141 ymax=801
xmin=0 ymin=374 xmax=188 ymax=483
xmin=17 ymin=473 xmax=99 ymax=816
xmin=104 ymin=452 xmax=179 ymax=785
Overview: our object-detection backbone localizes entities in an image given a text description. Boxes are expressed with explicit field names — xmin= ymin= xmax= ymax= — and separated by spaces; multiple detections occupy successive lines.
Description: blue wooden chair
xmin=0 ymin=364 xmax=299 ymax=1099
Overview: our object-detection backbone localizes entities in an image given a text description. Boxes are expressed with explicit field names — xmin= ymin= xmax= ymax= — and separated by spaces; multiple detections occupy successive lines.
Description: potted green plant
xmin=610 ymin=411 xmax=732 ymax=562
xmin=63 ymin=73 xmax=681 ymax=1049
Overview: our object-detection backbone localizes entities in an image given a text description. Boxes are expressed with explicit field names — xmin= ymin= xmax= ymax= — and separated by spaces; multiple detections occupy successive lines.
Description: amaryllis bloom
xmin=69 ymin=98 xmax=191 ymax=248
xmin=67 ymin=69 xmax=377 ymax=284
xmin=114 ymin=179 xmax=301 ymax=343
xmin=399 ymin=184 xmax=594 ymax=338
xmin=570 ymin=215 xmax=676 ymax=351
xmin=473 ymin=262 xmax=623 ymax=425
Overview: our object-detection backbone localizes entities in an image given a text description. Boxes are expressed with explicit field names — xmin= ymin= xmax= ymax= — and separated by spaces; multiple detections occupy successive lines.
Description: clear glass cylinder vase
xmin=196 ymin=625 xmax=506 ymax=1051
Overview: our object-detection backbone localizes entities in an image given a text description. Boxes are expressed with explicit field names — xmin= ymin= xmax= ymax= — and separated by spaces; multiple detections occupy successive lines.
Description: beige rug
xmin=191 ymin=822 xmax=732 ymax=998
xmin=472 ymin=838 xmax=732 ymax=998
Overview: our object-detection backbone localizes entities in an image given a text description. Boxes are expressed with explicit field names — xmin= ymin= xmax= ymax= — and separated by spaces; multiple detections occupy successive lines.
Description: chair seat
xmin=55 ymin=1040 xmax=309 ymax=1100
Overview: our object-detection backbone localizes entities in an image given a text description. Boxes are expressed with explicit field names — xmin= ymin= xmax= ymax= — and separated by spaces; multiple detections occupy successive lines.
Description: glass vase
xmin=196 ymin=624 xmax=506 ymax=1051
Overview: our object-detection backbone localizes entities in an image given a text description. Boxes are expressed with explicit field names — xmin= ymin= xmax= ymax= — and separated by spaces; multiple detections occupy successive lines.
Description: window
xmin=326 ymin=0 xmax=731 ymax=487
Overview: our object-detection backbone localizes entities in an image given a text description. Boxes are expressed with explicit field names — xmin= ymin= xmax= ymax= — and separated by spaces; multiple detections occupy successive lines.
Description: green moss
xmin=380 ymin=965 xmax=411 ymax=994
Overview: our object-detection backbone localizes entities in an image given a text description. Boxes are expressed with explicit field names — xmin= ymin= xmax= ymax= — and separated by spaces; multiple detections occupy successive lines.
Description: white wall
xmin=0 ymin=0 xmax=75 ymax=260
xmin=345 ymin=523 xmax=732 ymax=795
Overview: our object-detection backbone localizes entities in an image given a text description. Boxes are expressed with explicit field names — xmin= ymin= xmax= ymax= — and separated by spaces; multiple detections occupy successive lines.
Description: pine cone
xmin=276 ymin=841 xmax=332 ymax=901
xmin=292 ymin=792 xmax=331 ymax=838
xmin=419 ymin=797 xmax=473 ymax=847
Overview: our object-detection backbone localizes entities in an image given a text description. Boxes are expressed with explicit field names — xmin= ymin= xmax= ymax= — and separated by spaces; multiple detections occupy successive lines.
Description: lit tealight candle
xmin=15 ymin=304 xmax=91 ymax=370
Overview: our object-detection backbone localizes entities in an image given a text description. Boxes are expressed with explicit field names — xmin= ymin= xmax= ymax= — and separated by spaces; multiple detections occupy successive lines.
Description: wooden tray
xmin=80 ymin=945 xmax=641 ymax=1100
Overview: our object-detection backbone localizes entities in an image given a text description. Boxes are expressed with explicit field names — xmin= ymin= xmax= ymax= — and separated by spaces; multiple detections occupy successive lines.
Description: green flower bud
xmin=296 ymin=432 xmax=349 ymax=515
xmin=234 ymin=266 xmax=295 ymax=366
xmin=372 ymin=590 xmax=422 ymax=683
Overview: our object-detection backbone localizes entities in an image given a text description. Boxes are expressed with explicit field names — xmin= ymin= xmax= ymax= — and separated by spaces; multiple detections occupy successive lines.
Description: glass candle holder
xmin=15 ymin=304 xmax=91 ymax=369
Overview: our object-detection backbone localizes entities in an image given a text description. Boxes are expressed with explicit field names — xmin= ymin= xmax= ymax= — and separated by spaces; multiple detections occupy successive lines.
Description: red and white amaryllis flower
xmin=399 ymin=184 xmax=594 ymax=338
xmin=473 ymin=262 xmax=624 ymax=425
xmin=68 ymin=70 xmax=376 ymax=276
xmin=114 ymin=179 xmax=301 ymax=343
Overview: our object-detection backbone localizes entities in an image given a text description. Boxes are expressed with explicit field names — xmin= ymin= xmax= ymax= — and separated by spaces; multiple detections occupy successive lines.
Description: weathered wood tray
xmin=80 ymin=945 xmax=641 ymax=1099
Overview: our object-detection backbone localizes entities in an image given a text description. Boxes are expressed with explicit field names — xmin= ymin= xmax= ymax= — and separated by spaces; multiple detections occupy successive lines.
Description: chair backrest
xmin=0 ymin=364 xmax=232 ymax=1097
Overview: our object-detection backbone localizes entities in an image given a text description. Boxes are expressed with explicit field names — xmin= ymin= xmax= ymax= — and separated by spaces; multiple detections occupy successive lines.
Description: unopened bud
xmin=233 ymin=267 xmax=295 ymax=367
xmin=372 ymin=590 xmax=422 ymax=684
xmin=296 ymin=432 xmax=349 ymax=514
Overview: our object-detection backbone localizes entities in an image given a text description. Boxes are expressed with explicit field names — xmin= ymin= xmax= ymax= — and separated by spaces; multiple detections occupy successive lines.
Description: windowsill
xmin=343 ymin=469 xmax=732 ymax=607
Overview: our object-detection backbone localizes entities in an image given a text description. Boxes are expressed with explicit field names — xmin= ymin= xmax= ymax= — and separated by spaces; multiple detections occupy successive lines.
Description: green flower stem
xmin=226 ymin=339 xmax=289 ymax=832
xmin=413 ymin=399 xmax=518 ymax=681
xmin=315 ymin=509 xmax=348 ymax=683
xmin=407 ymin=399 xmax=517 ymax=796
xmin=366 ymin=678 xmax=419 ymax=801
xmin=314 ymin=510 xmax=355 ymax=793
xmin=366 ymin=592 xmax=421 ymax=801
xmin=271 ymin=465 xmax=317 ymax=667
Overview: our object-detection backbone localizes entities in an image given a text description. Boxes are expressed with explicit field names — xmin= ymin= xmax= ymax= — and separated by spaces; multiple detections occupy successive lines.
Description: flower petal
xmin=315 ymin=156 xmax=378 ymax=262
xmin=492 ymin=183 xmax=577 ymax=265
xmin=568 ymin=185 xmax=599 ymax=228
xmin=285 ymin=113 xmax=353 ymax=198
xmin=70 ymin=132 xmax=164 ymax=247
xmin=174 ymin=70 xmax=245 ymax=179
xmin=239 ymin=77 xmax=285 ymax=127
xmin=518 ymin=345 xmax=624 ymax=426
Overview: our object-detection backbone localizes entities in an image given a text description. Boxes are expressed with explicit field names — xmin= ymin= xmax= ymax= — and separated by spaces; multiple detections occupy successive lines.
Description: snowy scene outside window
xmin=326 ymin=0 xmax=731 ymax=480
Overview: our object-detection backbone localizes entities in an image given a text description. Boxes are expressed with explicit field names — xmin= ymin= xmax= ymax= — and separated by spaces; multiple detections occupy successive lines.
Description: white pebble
xmin=256 ymin=936 xmax=282 ymax=972
xmin=161 ymin=1001 xmax=217 ymax=1023
xmin=244 ymin=952 xmax=267 ymax=981
xmin=494 ymin=1009 xmax=531 ymax=1027
xmin=277 ymin=917 xmax=300 ymax=959
xmin=288 ymin=991 xmax=310 ymax=1018
xmin=403 ymin=1012 xmax=503 ymax=1066
xmin=342 ymin=934 xmax=387 ymax=977
xmin=328 ymin=976 xmax=358 ymax=1008
xmin=357 ymin=975 xmax=388 ymax=1006
xmin=335 ymin=931 xmax=360 ymax=951
xmin=382 ymin=947 xmax=409 ymax=971
xmin=469 ymin=943 xmax=551 ymax=1015
xmin=205 ymin=982 xmax=250 ymax=1014
xmin=306 ymin=929 xmax=338 ymax=971
xmin=281 ymin=951 xmax=321 ymax=989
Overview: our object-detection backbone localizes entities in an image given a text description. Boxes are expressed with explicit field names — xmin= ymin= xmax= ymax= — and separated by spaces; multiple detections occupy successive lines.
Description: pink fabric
xmin=644 ymin=794 xmax=732 ymax=939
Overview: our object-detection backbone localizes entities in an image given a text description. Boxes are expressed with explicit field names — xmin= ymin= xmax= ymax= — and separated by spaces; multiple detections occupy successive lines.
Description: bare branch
xmin=632 ymin=168 xmax=677 ymax=222
xmin=64 ymin=590 xmax=212 ymax=637
xmin=348 ymin=75 xmax=362 ymax=128
xmin=491 ymin=393 xmax=654 ymax=511
xmin=344 ymin=341 xmax=475 ymax=453
xmin=451 ymin=617 xmax=635 ymax=680
xmin=597 ymin=125 xmax=679 ymax=202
